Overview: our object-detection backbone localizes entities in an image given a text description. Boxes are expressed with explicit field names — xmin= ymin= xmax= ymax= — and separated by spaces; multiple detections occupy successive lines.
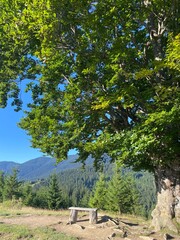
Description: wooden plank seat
xmin=69 ymin=207 xmax=98 ymax=224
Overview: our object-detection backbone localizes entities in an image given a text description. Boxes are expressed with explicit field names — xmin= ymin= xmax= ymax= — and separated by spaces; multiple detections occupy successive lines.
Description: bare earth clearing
xmin=0 ymin=209 xmax=179 ymax=240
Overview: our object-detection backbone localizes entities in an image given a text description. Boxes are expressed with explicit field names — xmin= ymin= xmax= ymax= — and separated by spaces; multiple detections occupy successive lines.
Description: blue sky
xmin=0 ymin=80 xmax=44 ymax=163
xmin=0 ymin=103 xmax=76 ymax=164
xmin=0 ymin=103 xmax=43 ymax=163
xmin=0 ymin=80 xmax=77 ymax=164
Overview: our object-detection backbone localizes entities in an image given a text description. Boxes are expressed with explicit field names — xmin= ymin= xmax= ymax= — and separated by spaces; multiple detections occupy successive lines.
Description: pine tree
xmin=79 ymin=190 xmax=91 ymax=207
xmin=20 ymin=182 xmax=34 ymax=206
xmin=105 ymin=168 xmax=139 ymax=214
xmin=124 ymin=173 xmax=140 ymax=215
xmin=3 ymin=169 xmax=21 ymax=201
xmin=89 ymin=173 xmax=107 ymax=210
xmin=135 ymin=172 xmax=156 ymax=218
xmin=47 ymin=174 xmax=62 ymax=210
xmin=32 ymin=186 xmax=49 ymax=209
xmin=0 ymin=171 xmax=5 ymax=202
xmin=71 ymin=187 xmax=80 ymax=207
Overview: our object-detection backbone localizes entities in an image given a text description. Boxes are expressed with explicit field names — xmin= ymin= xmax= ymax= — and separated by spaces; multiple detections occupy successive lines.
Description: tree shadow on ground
xmin=98 ymin=215 xmax=124 ymax=224
xmin=120 ymin=220 xmax=139 ymax=226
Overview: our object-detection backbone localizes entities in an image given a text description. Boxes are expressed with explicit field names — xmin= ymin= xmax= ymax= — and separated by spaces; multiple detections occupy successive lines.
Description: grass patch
xmin=99 ymin=210 xmax=147 ymax=224
xmin=0 ymin=213 xmax=10 ymax=216
xmin=0 ymin=202 xmax=69 ymax=217
xmin=0 ymin=223 xmax=78 ymax=240
xmin=0 ymin=224 xmax=32 ymax=239
xmin=0 ymin=203 xmax=77 ymax=239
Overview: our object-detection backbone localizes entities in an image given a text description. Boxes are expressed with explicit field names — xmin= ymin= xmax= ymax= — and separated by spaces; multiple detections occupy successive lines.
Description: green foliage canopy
xmin=0 ymin=0 xmax=179 ymax=172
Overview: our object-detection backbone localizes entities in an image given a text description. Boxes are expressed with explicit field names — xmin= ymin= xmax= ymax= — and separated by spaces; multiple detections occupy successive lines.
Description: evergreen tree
xmin=20 ymin=182 xmax=34 ymax=206
xmin=0 ymin=171 xmax=5 ymax=202
xmin=3 ymin=169 xmax=21 ymax=201
xmin=79 ymin=190 xmax=91 ymax=207
xmin=134 ymin=172 xmax=156 ymax=218
xmin=47 ymin=174 xmax=62 ymax=210
xmin=32 ymin=186 xmax=49 ymax=209
xmin=105 ymin=168 xmax=139 ymax=214
xmin=89 ymin=173 xmax=107 ymax=210
xmin=71 ymin=187 xmax=80 ymax=207
xmin=124 ymin=173 xmax=140 ymax=215
xmin=63 ymin=192 xmax=73 ymax=208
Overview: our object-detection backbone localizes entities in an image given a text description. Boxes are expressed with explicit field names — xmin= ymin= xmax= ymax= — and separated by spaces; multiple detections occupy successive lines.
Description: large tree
xmin=0 ymin=0 xmax=179 ymax=232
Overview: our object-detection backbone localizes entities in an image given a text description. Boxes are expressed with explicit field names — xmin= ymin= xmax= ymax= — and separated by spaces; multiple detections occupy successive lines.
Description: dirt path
xmin=0 ymin=212 xmax=179 ymax=240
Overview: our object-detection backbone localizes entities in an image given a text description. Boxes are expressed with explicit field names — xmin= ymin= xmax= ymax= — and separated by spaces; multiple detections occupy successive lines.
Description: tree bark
xmin=151 ymin=165 xmax=180 ymax=233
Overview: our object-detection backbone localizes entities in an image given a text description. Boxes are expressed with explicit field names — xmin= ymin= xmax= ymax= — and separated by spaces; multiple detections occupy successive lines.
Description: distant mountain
xmin=0 ymin=155 xmax=94 ymax=181
xmin=0 ymin=161 xmax=20 ymax=173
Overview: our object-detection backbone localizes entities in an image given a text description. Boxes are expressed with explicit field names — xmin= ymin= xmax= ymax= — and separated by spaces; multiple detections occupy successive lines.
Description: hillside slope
xmin=0 ymin=155 xmax=94 ymax=180
xmin=0 ymin=161 xmax=20 ymax=173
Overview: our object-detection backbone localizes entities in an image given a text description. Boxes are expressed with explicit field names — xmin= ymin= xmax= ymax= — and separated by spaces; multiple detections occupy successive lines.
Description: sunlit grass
xmin=0 ymin=223 xmax=77 ymax=240
xmin=0 ymin=201 xmax=78 ymax=239
xmin=0 ymin=201 xmax=77 ymax=239
xmin=98 ymin=209 xmax=148 ymax=225
xmin=0 ymin=201 xmax=69 ymax=217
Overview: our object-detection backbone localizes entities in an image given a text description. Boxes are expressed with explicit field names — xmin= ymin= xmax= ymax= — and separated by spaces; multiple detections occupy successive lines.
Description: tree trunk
xmin=151 ymin=165 xmax=180 ymax=233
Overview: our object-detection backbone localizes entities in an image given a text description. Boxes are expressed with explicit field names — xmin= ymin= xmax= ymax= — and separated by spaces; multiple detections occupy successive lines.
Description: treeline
xmin=0 ymin=165 xmax=156 ymax=218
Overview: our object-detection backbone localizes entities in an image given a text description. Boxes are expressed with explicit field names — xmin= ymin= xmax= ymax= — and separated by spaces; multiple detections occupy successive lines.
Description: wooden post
xmin=89 ymin=209 xmax=97 ymax=224
xmin=69 ymin=209 xmax=78 ymax=223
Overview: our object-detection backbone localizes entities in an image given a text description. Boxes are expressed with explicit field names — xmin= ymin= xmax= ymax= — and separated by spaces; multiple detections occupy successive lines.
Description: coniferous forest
xmin=0 ymin=164 xmax=156 ymax=219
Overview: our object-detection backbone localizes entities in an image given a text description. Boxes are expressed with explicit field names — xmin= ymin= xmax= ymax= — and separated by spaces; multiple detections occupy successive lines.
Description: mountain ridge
xmin=0 ymin=155 xmax=94 ymax=180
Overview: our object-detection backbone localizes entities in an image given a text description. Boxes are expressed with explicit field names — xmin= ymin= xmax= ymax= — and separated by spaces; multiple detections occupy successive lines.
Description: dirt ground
xmin=0 ymin=211 xmax=180 ymax=240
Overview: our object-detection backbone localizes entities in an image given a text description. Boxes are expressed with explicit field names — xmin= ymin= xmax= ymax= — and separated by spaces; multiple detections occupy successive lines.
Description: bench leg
xmin=89 ymin=210 xmax=97 ymax=224
xmin=69 ymin=209 xmax=78 ymax=223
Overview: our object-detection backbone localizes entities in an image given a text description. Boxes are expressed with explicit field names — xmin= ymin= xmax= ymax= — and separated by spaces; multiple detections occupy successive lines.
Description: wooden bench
xmin=69 ymin=207 xmax=98 ymax=224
